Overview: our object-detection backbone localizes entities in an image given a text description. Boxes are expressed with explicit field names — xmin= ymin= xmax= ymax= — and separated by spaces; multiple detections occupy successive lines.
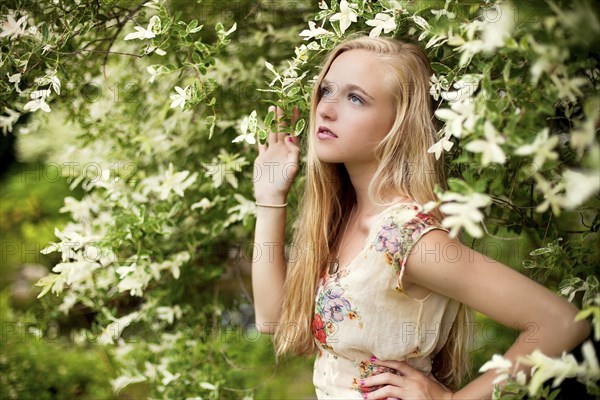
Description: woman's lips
xmin=317 ymin=126 xmax=337 ymax=139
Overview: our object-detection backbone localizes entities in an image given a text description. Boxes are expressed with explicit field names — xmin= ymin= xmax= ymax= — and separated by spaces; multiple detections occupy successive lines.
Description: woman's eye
xmin=319 ymin=86 xmax=331 ymax=97
xmin=349 ymin=94 xmax=363 ymax=105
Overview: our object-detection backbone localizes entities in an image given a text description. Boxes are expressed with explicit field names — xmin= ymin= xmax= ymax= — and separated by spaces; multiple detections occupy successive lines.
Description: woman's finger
xmin=371 ymin=358 xmax=414 ymax=378
xmin=291 ymin=105 xmax=300 ymax=125
xmin=363 ymin=385 xmax=405 ymax=400
xmin=257 ymin=138 xmax=267 ymax=154
xmin=275 ymin=106 xmax=287 ymax=138
xmin=361 ymin=371 xmax=407 ymax=395
xmin=267 ymin=105 xmax=278 ymax=144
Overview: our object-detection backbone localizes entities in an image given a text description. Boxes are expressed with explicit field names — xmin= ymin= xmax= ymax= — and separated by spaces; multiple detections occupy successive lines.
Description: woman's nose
xmin=317 ymin=96 xmax=337 ymax=120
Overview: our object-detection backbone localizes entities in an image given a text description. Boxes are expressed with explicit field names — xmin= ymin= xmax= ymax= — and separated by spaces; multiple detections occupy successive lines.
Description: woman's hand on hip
xmin=360 ymin=357 xmax=454 ymax=400
xmin=254 ymin=105 xmax=300 ymax=204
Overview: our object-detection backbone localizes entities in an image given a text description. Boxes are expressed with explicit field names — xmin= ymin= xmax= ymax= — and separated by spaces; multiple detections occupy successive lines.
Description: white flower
xmin=147 ymin=65 xmax=167 ymax=83
xmin=0 ymin=107 xmax=21 ymax=135
xmin=202 ymin=150 xmax=248 ymax=189
xmin=425 ymin=31 xmax=449 ymax=49
xmin=480 ymin=3 xmax=515 ymax=52
xmin=264 ymin=61 xmax=281 ymax=87
xmin=8 ymin=73 xmax=22 ymax=92
xmin=456 ymin=39 xmax=485 ymax=67
xmin=158 ymin=163 xmax=197 ymax=200
xmin=427 ymin=134 xmax=454 ymax=160
xmin=570 ymin=115 xmax=597 ymax=158
xmin=431 ymin=8 xmax=456 ymax=20
xmin=412 ymin=15 xmax=431 ymax=32
xmin=23 ymin=98 xmax=51 ymax=112
xmin=143 ymin=0 xmax=161 ymax=9
xmin=117 ymin=267 xmax=151 ymax=297
xmin=550 ymin=74 xmax=588 ymax=103
xmin=479 ymin=354 xmax=513 ymax=372
xmin=99 ymin=311 xmax=141 ymax=345
xmin=148 ymin=252 xmax=190 ymax=280
xmin=147 ymin=65 xmax=160 ymax=83
xmin=42 ymin=44 xmax=53 ymax=55
xmin=581 ymin=340 xmax=600 ymax=377
xmin=429 ymin=74 xmax=450 ymax=101
xmin=515 ymin=370 xmax=527 ymax=385
xmin=160 ymin=368 xmax=181 ymax=386
xmin=145 ymin=45 xmax=166 ymax=56
xmin=124 ymin=16 xmax=160 ymax=41
xmin=295 ymin=43 xmax=319 ymax=62
xmin=534 ymin=174 xmax=567 ymax=215
xmin=191 ymin=198 xmax=212 ymax=211
xmin=440 ymin=74 xmax=482 ymax=103
xmin=439 ymin=191 xmax=491 ymax=238
xmin=515 ymin=128 xmax=559 ymax=169
xmin=34 ymin=70 xmax=61 ymax=95
xmin=434 ymin=97 xmax=477 ymax=139
xmin=520 ymin=349 xmax=579 ymax=396
xmin=199 ymin=382 xmax=217 ymax=390
xmin=365 ymin=13 xmax=396 ymax=38
xmin=562 ymin=169 xmax=600 ymax=209
xmin=156 ymin=305 xmax=183 ymax=324
xmin=479 ymin=354 xmax=513 ymax=384
xmin=1 ymin=12 xmax=27 ymax=39
xmin=24 ymin=86 xmax=52 ymax=112
xmin=454 ymin=3 xmax=514 ymax=67
xmin=299 ymin=21 xmax=333 ymax=40
xmin=233 ymin=110 xmax=257 ymax=144
xmin=226 ymin=194 xmax=257 ymax=227
xmin=111 ymin=375 xmax=146 ymax=394
xmin=60 ymin=195 xmax=100 ymax=221
xmin=216 ymin=22 xmax=237 ymax=39
xmin=169 ymin=85 xmax=190 ymax=109
xmin=51 ymin=257 xmax=99 ymax=286
xmin=529 ymin=38 xmax=566 ymax=84
xmin=124 ymin=25 xmax=155 ymax=40
xmin=465 ymin=121 xmax=506 ymax=165
xmin=329 ymin=0 xmax=358 ymax=34
xmin=24 ymin=88 xmax=52 ymax=113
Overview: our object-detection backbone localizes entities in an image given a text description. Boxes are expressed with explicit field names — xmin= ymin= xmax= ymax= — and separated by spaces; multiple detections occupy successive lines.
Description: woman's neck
xmin=344 ymin=161 xmax=409 ymax=215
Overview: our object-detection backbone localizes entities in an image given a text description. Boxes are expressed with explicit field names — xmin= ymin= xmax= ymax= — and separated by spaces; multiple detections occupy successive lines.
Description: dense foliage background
xmin=1 ymin=0 xmax=598 ymax=398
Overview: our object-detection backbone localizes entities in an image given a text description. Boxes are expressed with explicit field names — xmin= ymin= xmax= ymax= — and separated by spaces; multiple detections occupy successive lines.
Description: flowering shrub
xmin=1 ymin=0 xmax=599 ymax=398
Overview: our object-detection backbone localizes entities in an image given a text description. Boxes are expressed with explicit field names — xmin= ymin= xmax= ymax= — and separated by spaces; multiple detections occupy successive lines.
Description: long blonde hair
xmin=274 ymin=36 xmax=473 ymax=390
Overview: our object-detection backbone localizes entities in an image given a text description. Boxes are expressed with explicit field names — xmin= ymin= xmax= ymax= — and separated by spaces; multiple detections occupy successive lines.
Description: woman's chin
xmin=314 ymin=148 xmax=344 ymax=164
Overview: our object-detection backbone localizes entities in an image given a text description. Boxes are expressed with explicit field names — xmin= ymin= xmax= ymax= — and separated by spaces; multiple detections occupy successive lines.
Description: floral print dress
xmin=312 ymin=202 xmax=461 ymax=398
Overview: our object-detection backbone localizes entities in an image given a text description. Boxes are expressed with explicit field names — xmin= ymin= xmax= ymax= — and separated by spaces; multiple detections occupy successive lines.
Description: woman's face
xmin=314 ymin=49 xmax=396 ymax=167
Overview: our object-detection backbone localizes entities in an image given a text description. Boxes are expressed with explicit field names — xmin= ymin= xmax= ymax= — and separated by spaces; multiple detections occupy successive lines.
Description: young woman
xmin=251 ymin=36 xmax=590 ymax=399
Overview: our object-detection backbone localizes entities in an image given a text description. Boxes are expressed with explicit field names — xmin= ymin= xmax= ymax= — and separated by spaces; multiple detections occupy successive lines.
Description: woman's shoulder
xmin=376 ymin=200 xmax=444 ymax=231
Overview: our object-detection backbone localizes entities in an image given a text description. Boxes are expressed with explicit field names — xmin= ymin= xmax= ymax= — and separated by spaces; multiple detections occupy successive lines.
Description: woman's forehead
xmin=324 ymin=50 xmax=393 ymax=96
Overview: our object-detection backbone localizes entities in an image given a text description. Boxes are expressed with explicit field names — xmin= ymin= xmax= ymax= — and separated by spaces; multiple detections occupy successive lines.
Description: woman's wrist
xmin=255 ymin=201 xmax=287 ymax=208
xmin=254 ymin=194 xmax=287 ymax=205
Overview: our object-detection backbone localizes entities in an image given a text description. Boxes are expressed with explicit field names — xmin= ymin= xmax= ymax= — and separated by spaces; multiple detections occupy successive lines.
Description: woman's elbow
xmin=254 ymin=316 xmax=280 ymax=335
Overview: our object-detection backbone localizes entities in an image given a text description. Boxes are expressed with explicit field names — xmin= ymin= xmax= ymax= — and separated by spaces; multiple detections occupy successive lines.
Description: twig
xmin=101 ymin=0 xmax=147 ymax=79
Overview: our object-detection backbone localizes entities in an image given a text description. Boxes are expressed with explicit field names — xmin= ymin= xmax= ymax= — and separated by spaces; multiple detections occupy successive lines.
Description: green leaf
xmin=447 ymin=178 xmax=473 ymax=194
xmin=503 ymin=59 xmax=512 ymax=82
xmin=294 ymin=118 xmax=305 ymax=136
xmin=263 ymin=110 xmax=275 ymax=130
xmin=430 ymin=62 xmax=453 ymax=76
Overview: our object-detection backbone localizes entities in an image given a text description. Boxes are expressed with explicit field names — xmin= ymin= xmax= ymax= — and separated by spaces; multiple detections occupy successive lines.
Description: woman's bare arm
xmin=251 ymin=106 xmax=300 ymax=334
xmin=406 ymin=229 xmax=591 ymax=399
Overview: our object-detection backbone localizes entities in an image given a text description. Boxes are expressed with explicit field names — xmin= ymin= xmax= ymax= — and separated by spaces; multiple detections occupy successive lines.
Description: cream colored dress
xmin=312 ymin=202 xmax=460 ymax=398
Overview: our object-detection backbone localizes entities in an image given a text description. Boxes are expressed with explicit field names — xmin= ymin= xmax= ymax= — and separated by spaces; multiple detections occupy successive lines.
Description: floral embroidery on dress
xmin=372 ymin=206 xmax=440 ymax=273
xmin=313 ymin=280 xmax=362 ymax=350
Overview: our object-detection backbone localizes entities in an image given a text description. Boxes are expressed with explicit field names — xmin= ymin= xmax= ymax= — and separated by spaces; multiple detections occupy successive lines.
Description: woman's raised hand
xmin=254 ymin=105 xmax=300 ymax=204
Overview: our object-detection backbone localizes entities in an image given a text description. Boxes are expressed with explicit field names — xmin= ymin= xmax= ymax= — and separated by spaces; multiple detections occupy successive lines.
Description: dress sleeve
xmin=372 ymin=206 xmax=448 ymax=294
